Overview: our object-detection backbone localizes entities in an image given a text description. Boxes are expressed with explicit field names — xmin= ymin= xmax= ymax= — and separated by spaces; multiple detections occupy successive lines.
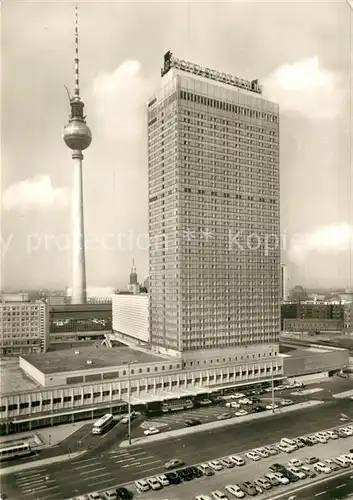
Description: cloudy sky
xmin=1 ymin=0 xmax=352 ymax=292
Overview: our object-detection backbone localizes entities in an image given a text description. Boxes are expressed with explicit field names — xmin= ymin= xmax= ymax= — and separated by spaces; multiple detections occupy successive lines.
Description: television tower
xmin=63 ymin=6 xmax=92 ymax=304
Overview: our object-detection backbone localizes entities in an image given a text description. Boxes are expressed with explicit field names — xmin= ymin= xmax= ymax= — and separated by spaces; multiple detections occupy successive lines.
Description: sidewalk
xmin=120 ymin=400 xmax=323 ymax=447
xmin=0 ymin=450 xmax=86 ymax=476
xmin=0 ymin=420 xmax=96 ymax=449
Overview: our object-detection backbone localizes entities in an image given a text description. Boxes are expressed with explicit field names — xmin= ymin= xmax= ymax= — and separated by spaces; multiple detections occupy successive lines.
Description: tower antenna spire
xmin=74 ymin=5 xmax=80 ymax=98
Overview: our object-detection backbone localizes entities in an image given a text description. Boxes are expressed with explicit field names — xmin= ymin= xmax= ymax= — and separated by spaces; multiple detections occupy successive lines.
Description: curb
xmin=120 ymin=400 xmax=323 ymax=448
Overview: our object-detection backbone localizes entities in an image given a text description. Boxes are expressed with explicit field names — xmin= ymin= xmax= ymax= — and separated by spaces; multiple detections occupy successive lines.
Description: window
xmin=42 ymin=399 xmax=51 ymax=405
xmin=31 ymin=401 xmax=40 ymax=407
xmin=53 ymin=398 xmax=62 ymax=404
xmin=93 ymin=392 xmax=101 ymax=398
xmin=73 ymin=395 xmax=81 ymax=401
xmin=63 ymin=396 xmax=72 ymax=403
xmin=83 ymin=394 xmax=91 ymax=399
xmin=20 ymin=402 xmax=29 ymax=409
xmin=102 ymin=391 xmax=110 ymax=397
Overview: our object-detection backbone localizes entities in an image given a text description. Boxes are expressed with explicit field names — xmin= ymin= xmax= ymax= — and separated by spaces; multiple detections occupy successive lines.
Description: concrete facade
xmin=0 ymin=301 xmax=49 ymax=356
xmin=112 ymin=294 xmax=149 ymax=344
xmin=148 ymin=53 xmax=280 ymax=359
xmin=344 ymin=303 xmax=353 ymax=332
xmin=283 ymin=318 xmax=344 ymax=332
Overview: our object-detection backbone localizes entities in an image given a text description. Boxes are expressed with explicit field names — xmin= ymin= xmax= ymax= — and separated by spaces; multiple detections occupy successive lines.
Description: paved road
xmin=0 ymin=417 xmax=144 ymax=469
xmin=2 ymin=399 xmax=353 ymax=500
xmin=273 ymin=471 xmax=353 ymax=499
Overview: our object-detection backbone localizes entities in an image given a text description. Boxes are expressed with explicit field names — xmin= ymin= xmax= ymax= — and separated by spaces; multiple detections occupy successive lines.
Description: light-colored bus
xmin=161 ymin=399 xmax=194 ymax=413
xmin=91 ymin=413 xmax=114 ymax=434
xmin=0 ymin=442 xmax=32 ymax=461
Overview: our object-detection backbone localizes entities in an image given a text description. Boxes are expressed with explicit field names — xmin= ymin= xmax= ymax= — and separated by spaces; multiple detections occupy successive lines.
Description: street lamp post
xmin=127 ymin=361 xmax=132 ymax=446
xmin=271 ymin=358 xmax=275 ymax=414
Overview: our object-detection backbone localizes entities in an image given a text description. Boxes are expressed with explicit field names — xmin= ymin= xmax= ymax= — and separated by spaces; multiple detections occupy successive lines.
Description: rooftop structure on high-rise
xmin=63 ymin=6 xmax=92 ymax=305
xmin=148 ymin=51 xmax=280 ymax=361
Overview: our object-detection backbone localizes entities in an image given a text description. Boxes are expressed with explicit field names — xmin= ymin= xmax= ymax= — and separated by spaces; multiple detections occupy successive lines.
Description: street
xmin=1 ymin=398 xmax=352 ymax=500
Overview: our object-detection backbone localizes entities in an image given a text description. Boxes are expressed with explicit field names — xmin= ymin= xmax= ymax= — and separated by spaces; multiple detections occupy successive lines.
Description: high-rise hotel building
xmin=148 ymin=52 xmax=280 ymax=364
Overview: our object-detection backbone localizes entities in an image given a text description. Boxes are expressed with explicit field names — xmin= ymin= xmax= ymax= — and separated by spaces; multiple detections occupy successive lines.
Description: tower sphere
xmin=63 ymin=120 xmax=92 ymax=151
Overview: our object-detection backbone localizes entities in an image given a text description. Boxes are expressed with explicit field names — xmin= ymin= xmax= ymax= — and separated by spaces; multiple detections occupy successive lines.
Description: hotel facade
xmin=148 ymin=52 xmax=280 ymax=363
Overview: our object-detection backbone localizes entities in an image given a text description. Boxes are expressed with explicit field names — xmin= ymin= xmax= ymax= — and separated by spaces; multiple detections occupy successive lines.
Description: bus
xmin=91 ymin=413 xmax=114 ymax=434
xmin=161 ymin=399 xmax=194 ymax=413
xmin=0 ymin=442 xmax=32 ymax=461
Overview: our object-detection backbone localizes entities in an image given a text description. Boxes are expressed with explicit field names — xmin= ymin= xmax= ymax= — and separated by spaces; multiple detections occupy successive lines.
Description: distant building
xmin=143 ymin=277 xmax=150 ymax=292
xmin=49 ymin=303 xmax=111 ymax=344
xmin=66 ymin=287 xmax=114 ymax=303
xmin=0 ymin=300 xmax=49 ymax=356
xmin=0 ymin=292 xmax=29 ymax=302
xmin=283 ymin=318 xmax=344 ymax=333
xmin=111 ymin=293 xmax=149 ymax=345
xmin=280 ymin=264 xmax=288 ymax=301
xmin=281 ymin=302 xmax=345 ymax=330
xmin=344 ymin=303 xmax=353 ymax=332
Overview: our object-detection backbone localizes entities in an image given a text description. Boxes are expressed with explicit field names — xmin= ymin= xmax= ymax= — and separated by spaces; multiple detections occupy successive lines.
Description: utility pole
xmin=127 ymin=361 xmax=132 ymax=445
xmin=271 ymin=358 xmax=275 ymax=414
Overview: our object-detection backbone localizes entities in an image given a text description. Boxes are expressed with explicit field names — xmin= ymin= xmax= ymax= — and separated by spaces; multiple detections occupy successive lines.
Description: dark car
xmin=299 ymin=437 xmax=312 ymax=446
xmin=116 ymin=487 xmax=133 ymax=499
xmin=282 ymin=469 xmax=299 ymax=482
xmin=306 ymin=457 xmax=320 ymax=465
xmin=253 ymin=406 xmax=265 ymax=413
xmin=165 ymin=472 xmax=182 ymax=484
xmin=242 ymin=481 xmax=258 ymax=496
xmin=177 ymin=468 xmax=193 ymax=481
xmin=189 ymin=466 xmax=203 ymax=477
xmin=269 ymin=463 xmax=285 ymax=473
xmin=185 ymin=418 xmax=201 ymax=427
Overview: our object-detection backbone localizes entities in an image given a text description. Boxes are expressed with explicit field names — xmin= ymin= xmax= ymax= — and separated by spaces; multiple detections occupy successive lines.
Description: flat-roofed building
xmin=0 ymin=300 xmax=49 ymax=356
xmin=111 ymin=293 xmax=149 ymax=345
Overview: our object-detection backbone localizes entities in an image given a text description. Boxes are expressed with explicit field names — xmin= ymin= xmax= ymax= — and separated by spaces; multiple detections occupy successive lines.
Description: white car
xmin=341 ymin=454 xmax=353 ymax=464
xmin=210 ymin=491 xmax=229 ymax=500
xmin=229 ymin=455 xmax=245 ymax=466
xmin=254 ymin=448 xmax=269 ymax=458
xmin=134 ymin=479 xmax=150 ymax=492
xmin=103 ymin=491 xmax=117 ymax=500
xmin=276 ymin=443 xmax=295 ymax=453
xmin=220 ymin=457 xmax=235 ymax=468
xmin=88 ymin=494 xmax=102 ymax=500
xmin=326 ymin=430 xmax=338 ymax=439
xmin=225 ymin=485 xmax=245 ymax=498
xmin=238 ymin=398 xmax=251 ymax=405
xmin=323 ymin=459 xmax=340 ymax=471
xmin=341 ymin=427 xmax=353 ymax=436
xmin=156 ymin=474 xmax=169 ymax=486
xmin=263 ymin=445 xmax=278 ymax=455
xmin=332 ymin=457 xmax=349 ymax=468
xmin=288 ymin=458 xmax=303 ymax=468
xmin=225 ymin=401 xmax=240 ymax=409
xmin=265 ymin=404 xmax=279 ymax=410
xmin=235 ymin=410 xmax=248 ymax=417
xmin=288 ymin=467 xmax=306 ymax=479
xmin=315 ymin=433 xmax=328 ymax=443
xmin=246 ymin=451 xmax=260 ymax=461
xmin=314 ymin=462 xmax=331 ymax=474
xmin=208 ymin=460 xmax=223 ymax=471
xmin=271 ymin=472 xmax=289 ymax=485
xmin=144 ymin=427 xmax=160 ymax=436
xmin=146 ymin=477 xmax=162 ymax=490
xmin=231 ymin=393 xmax=245 ymax=399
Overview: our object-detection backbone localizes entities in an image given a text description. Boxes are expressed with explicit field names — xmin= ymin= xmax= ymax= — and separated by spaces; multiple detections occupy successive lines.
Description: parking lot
xmin=125 ymin=425 xmax=353 ymax=500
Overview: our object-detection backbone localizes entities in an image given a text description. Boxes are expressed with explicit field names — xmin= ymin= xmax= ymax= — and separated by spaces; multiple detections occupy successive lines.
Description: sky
xmin=1 ymin=0 xmax=352 ymax=292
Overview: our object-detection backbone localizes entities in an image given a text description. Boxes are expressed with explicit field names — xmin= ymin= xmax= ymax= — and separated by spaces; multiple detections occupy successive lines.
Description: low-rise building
xmin=344 ymin=303 xmax=353 ymax=332
xmin=0 ymin=300 xmax=49 ymax=356
xmin=283 ymin=318 xmax=344 ymax=333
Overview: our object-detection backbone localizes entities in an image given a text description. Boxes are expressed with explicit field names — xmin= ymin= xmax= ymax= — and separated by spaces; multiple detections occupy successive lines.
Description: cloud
xmin=92 ymin=60 xmax=153 ymax=143
xmin=263 ymin=56 xmax=344 ymax=119
xmin=289 ymin=223 xmax=352 ymax=262
xmin=2 ymin=175 xmax=69 ymax=212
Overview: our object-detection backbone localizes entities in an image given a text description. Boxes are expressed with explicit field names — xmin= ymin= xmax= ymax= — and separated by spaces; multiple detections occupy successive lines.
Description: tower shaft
xmin=71 ymin=150 xmax=87 ymax=304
